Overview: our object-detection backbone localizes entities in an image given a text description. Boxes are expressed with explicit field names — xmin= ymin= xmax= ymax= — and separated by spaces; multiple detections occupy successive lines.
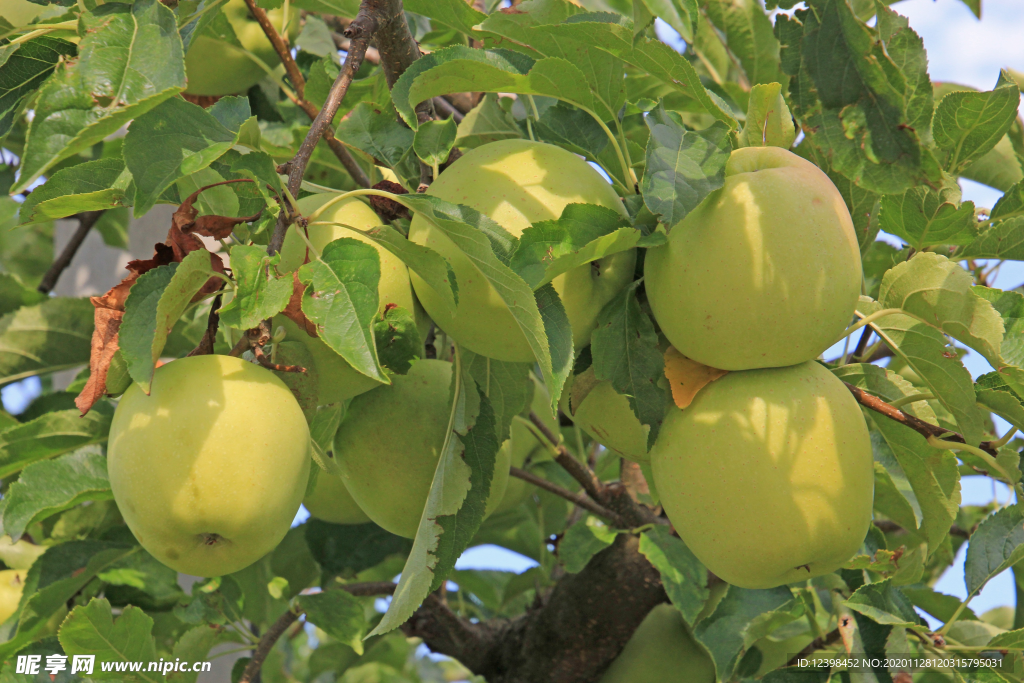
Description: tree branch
xmin=267 ymin=10 xmax=377 ymax=255
xmin=784 ymin=627 xmax=842 ymax=667
xmin=529 ymin=411 xmax=605 ymax=502
xmin=37 ymin=210 xmax=105 ymax=294
xmin=186 ymin=294 xmax=221 ymax=357
xmin=510 ymin=466 xmax=625 ymax=526
xmin=243 ymin=0 xmax=370 ymax=191
xmin=332 ymin=31 xmax=381 ymax=64
xmin=432 ymin=96 xmax=464 ymax=123
xmin=238 ymin=609 xmax=299 ymax=683
xmin=844 ymin=383 xmax=999 ymax=456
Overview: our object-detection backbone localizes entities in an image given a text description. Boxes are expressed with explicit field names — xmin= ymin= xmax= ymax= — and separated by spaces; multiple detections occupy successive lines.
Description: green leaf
xmin=455 ymin=94 xmax=521 ymax=149
xmin=401 ymin=193 xmax=572 ymax=411
xmin=60 ymin=598 xmax=158 ymax=682
xmin=95 ymin=207 xmax=131 ymax=250
xmin=958 ymin=216 xmax=1024 ymax=260
xmin=13 ymin=0 xmax=186 ymax=193
xmin=878 ymin=253 xmax=1005 ymax=373
xmin=901 ymin=586 xmax=978 ymax=623
xmin=987 ymin=628 xmax=1024 ymax=649
xmin=99 ymin=547 xmax=183 ymax=605
xmin=834 ymin=363 xmax=961 ymax=555
xmin=638 ymin=526 xmax=708 ymax=625
xmin=704 ymin=0 xmax=783 ymax=86
xmin=530 ymin=103 xmax=625 ymax=190
xmin=591 ymin=281 xmax=668 ymax=449
xmin=559 ymin=521 xmax=618 ymax=573
xmin=269 ymin=341 xmax=318 ymax=420
xmin=218 ymin=245 xmax=292 ymax=330
xmin=19 ymin=158 xmax=131 ymax=225
xmin=964 ymin=504 xmax=1024 ymax=596
xmin=535 ymin=14 xmax=738 ymax=127
xmin=120 ymin=251 xmax=218 ymax=393
xmin=393 ymin=47 xmax=615 ymax=130
xmin=0 ymin=37 xmax=77 ymax=139
xmin=1 ymin=446 xmax=112 ymax=541
xmin=335 ymin=102 xmax=415 ymax=174
xmin=738 ymin=82 xmax=796 ymax=149
xmin=414 ymin=117 xmax=459 ymax=170
xmin=638 ymin=0 xmax=697 ymax=42
xmin=304 ymin=520 xmax=412 ymax=577
xmin=0 ymin=543 xmax=137 ymax=659
xmin=976 ymin=372 xmax=1024 ymax=431
xmin=359 ymin=223 xmax=459 ymax=316
xmin=844 ymin=579 xmax=922 ymax=627
xmin=878 ymin=183 xmax=978 ymax=250
xmin=0 ymin=297 xmax=94 ymax=386
xmin=370 ymin=376 xmax=501 ymax=637
xmin=168 ymin=626 xmax=234 ymax=683
xmin=461 ymin=352 xmax=533 ymax=444
xmin=642 ymin=107 xmax=732 ymax=227
xmin=872 ymin=459 xmax=920 ymax=537
xmin=694 ymin=586 xmax=794 ymax=679
xmin=403 ymin=0 xmax=486 ymax=36
xmin=934 ymin=71 xmax=1021 ymax=175
xmin=0 ymin=404 xmax=113 ymax=479
xmin=779 ymin=1 xmax=940 ymax=194
xmin=124 ymin=96 xmax=248 ymax=215
xmin=296 ymin=590 xmax=367 ymax=655
xmin=509 ymin=203 xmax=636 ymax=289
xmin=0 ymin=273 xmax=45 ymax=317
xmin=373 ymin=305 xmax=420 ymax=376
xmin=299 ymin=237 xmax=387 ymax=385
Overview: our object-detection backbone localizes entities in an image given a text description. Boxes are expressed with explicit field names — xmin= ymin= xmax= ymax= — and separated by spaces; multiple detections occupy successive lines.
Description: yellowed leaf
xmin=663 ymin=347 xmax=728 ymax=409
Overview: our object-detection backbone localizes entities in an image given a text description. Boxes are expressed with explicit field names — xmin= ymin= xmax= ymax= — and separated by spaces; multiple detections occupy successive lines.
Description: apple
xmin=651 ymin=361 xmax=873 ymax=589
xmin=644 ymin=146 xmax=862 ymax=371
xmin=303 ymin=471 xmax=372 ymax=525
xmin=0 ymin=536 xmax=46 ymax=570
xmin=0 ymin=570 xmax=26 ymax=625
xmin=562 ymin=373 xmax=650 ymax=463
xmin=184 ymin=0 xmax=299 ymax=96
xmin=600 ymin=604 xmax=715 ymax=683
xmin=107 ymin=355 xmax=311 ymax=577
xmin=334 ymin=359 xmax=510 ymax=538
xmin=493 ymin=375 xmax=558 ymax=514
xmin=273 ymin=192 xmax=426 ymax=406
xmin=408 ymin=139 xmax=637 ymax=363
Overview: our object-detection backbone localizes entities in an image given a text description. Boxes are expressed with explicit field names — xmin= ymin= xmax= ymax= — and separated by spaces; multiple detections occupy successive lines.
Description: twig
xmin=242 ymin=0 xmax=370 ymax=191
xmin=510 ymin=467 xmax=625 ymax=526
xmin=432 ymin=96 xmax=465 ymax=123
xmin=332 ymin=31 xmax=381 ymax=64
xmin=268 ymin=11 xmax=377 ymax=255
xmin=238 ymin=609 xmax=299 ymax=683
xmin=186 ymin=295 xmax=222 ymax=357
xmin=852 ymin=326 xmax=873 ymax=361
xmin=529 ymin=411 xmax=606 ymax=502
xmin=37 ymin=210 xmax=105 ymax=294
xmin=339 ymin=581 xmax=397 ymax=597
xmin=844 ymin=383 xmax=1000 ymax=456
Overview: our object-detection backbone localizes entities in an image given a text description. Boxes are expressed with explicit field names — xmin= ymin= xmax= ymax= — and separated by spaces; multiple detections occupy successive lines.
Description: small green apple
xmin=303 ymin=471 xmax=372 ymax=525
xmin=184 ymin=0 xmax=299 ymax=96
xmin=0 ymin=570 xmax=26 ymax=625
xmin=600 ymin=604 xmax=715 ymax=683
xmin=408 ymin=139 xmax=636 ymax=362
xmin=273 ymin=192 xmax=426 ymax=406
xmin=651 ymin=361 xmax=873 ymax=589
xmin=334 ymin=359 xmax=510 ymax=538
xmin=563 ymin=372 xmax=650 ymax=463
xmin=493 ymin=375 xmax=557 ymax=514
xmin=0 ymin=536 xmax=46 ymax=570
xmin=644 ymin=146 xmax=862 ymax=371
xmin=108 ymin=355 xmax=311 ymax=577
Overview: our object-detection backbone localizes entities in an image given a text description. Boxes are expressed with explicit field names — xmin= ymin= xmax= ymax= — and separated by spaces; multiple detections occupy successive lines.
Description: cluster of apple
xmin=104 ymin=140 xmax=873 ymax=669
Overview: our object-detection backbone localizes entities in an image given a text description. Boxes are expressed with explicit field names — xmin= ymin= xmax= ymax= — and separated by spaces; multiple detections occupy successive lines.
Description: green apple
xmin=408 ymin=139 xmax=636 ymax=362
xmin=0 ymin=536 xmax=46 ymax=570
xmin=108 ymin=355 xmax=311 ymax=577
xmin=651 ymin=361 xmax=873 ymax=589
xmin=644 ymin=146 xmax=862 ymax=371
xmin=334 ymin=359 xmax=510 ymax=538
xmin=493 ymin=375 xmax=557 ymax=514
xmin=273 ymin=193 xmax=426 ymax=406
xmin=562 ymin=372 xmax=650 ymax=462
xmin=600 ymin=604 xmax=715 ymax=683
xmin=304 ymin=471 xmax=372 ymax=525
xmin=0 ymin=570 xmax=26 ymax=625
xmin=184 ymin=0 xmax=299 ymax=96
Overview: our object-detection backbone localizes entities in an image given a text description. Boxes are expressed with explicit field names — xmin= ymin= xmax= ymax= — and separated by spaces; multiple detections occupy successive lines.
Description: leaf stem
xmin=833 ymin=308 xmax=905 ymax=346
xmin=937 ymin=594 xmax=976 ymax=637
xmin=2 ymin=20 xmax=77 ymax=46
xmin=927 ymin=434 xmax=1013 ymax=483
xmin=888 ymin=393 xmax=935 ymax=409
xmin=992 ymin=427 xmax=1018 ymax=448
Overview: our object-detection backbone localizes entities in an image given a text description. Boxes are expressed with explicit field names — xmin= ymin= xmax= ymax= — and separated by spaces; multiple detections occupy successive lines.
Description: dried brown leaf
xmin=662 ymin=347 xmax=728 ymax=409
